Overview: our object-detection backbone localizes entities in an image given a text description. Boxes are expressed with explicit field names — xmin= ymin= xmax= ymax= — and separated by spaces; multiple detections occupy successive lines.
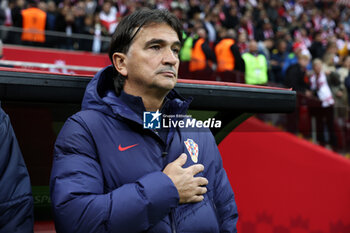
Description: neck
xmin=123 ymin=84 xmax=168 ymax=111
xmin=142 ymin=95 xmax=165 ymax=111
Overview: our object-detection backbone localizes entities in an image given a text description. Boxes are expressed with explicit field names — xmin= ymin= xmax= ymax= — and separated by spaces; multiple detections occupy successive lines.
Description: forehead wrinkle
xmin=132 ymin=23 xmax=179 ymax=44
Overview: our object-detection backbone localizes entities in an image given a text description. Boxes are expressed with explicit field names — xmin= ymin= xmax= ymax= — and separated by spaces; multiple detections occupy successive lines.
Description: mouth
xmin=158 ymin=72 xmax=176 ymax=78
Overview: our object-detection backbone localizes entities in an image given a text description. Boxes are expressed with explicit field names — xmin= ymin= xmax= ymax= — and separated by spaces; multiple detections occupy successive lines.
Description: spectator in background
xmin=258 ymin=37 xmax=274 ymax=61
xmin=85 ymin=0 xmax=97 ymax=15
xmin=309 ymin=31 xmax=325 ymax=60
xmin=170 ymin=0 xmax=189 ymax=13
xmin=239 ymin=13 xmax=255 ymax=41
xmin=327 ymin=71 xmax=347 ymax=147
xmin=203 ymin=12 xmax=216 ymax=48
xmin=45 ymin=0 xmax=58 ymax=47
xmin=336 ymin=55 xmax=350 ymax=118
xmin=80 ymin=14 xmax=94 ymax=51
xmin=72 ymin=1 xmax=87 ymax=49
xmin=215 ymin=28 xmax=245 ymax=83
xmin=21 ymin=0 xmax=47 ymax=46
xmin=0 ymin=2 xmax=8 ymax=42
xmin=265 ymin=0 xmax=279 ymax=25
xmin=8 ymin=0 xmax=25 ymax=45
xmin=222 ymin=4 xmax=239 ymax=31
xmin=237 ymin=30 xmax=248 ymax=54
xmin=189 ymin=27 xmax=216 ymax=80
xmin=72 ymin=1 xmax=86 ymax=35
xmin=336 ymin=24 xmax=349 ymax=59
xmin=242 ymin=40 xmax=268 ymax=85
xmin=0 ymin=103 xmax=34 ymax=233
xmin=187 ymin=0 xmax=201 ymax=21
xmin=38 ymin=0 xmax=48 ymax=12
xmin=46 ymin=1 xmax=57 ymax=31
xmin=179 ymin=23 xmax=195 ymax=78
xmin=255 ymin=21 xmax=274 ymax=42
xmin=337 ymin=55 xmax=350 ymax=86
xmin=55 ymin=6 xmax=76 ymax=50
xmin=270 ymin=40 xmax=288 ymax=83
xmin=345 ymin=69 xmax=350 ymax=107
xmin=323 ymin=41 xmax=340 ymax=71
xmin=309 ymin=59 xmax=337 ymax=149
xmin=282 ymin=42 xmax=312 ymax=79
xmin=294 ymin=27 xmax=312 ymax=49
xmin=284 ymin=52 xmax=311 ymax=94
xmin=323 ymin=52 xmax=337 ymax=75
xmin=99 ymin=1 xmax=118 ymax=35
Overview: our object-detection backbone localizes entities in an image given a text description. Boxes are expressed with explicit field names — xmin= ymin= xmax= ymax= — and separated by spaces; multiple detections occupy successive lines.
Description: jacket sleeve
xmin=0 ymin=106 xmax=34 ymax=233
xmin=50 ymin=116 xmax=179 ymax=233
xmin=202 ymin=41 xmax=217 ymax=64
xmin=206 ymin=133 xmax=238 ymax=233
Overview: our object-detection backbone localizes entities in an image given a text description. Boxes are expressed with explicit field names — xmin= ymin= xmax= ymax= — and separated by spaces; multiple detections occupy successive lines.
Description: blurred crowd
xmin=1 ymin=0 xmax=350 ymax=151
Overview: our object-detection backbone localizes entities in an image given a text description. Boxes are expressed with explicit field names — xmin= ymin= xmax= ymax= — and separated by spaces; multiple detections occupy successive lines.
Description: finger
xmin=189 ymin=164 xmax=204 ymax=175
xmin=195 ymin=187 xmax=207 ymax=195
xmin=187 ymin=195 xmax=204 ymax=203
xmin=194 ymin=177 xmax=209 ymax=186
xmin=174 ymin=153 xmax=187 ymax=166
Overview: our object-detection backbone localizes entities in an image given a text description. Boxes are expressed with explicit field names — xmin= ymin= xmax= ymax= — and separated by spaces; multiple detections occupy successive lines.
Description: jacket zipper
xmin=170 ymin=209 xmax=177 ymax=233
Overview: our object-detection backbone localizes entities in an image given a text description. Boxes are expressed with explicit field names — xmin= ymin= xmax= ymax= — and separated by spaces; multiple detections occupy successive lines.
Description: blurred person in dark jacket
xmin=284 ymin=52 xmax=312 ymax=94
xmin=0 ymin=103 xmax=34 ymax=233
xmin=309 ymin=31 xmax=325 ymax=60
xmin=270 ymin=40 xmax=288 ymax=83
xmin=55 ymin=6 xmax=76 ymax=50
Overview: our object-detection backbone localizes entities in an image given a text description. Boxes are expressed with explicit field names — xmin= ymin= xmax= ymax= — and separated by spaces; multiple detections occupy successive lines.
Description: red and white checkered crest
xmin=184 ymin=139 xmax=199 ymax=163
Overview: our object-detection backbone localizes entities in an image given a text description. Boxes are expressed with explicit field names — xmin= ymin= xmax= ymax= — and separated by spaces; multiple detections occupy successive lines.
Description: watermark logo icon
xmin=143 ymin=110 xmax=162 ymax=129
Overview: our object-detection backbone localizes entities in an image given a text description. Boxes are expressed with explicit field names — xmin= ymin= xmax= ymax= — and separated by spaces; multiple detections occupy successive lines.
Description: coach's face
xmin=113 ymin=23 xmax=181 ymax=96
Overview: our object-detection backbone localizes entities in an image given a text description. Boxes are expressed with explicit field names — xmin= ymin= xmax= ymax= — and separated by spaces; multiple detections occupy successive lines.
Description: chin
xmin=158 ymin=80 xmax=176 ymax=90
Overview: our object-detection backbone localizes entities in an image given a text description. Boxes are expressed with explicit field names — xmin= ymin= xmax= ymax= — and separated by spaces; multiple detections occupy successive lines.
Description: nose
xmin=162 ymin=48 xmax=178 ymax=66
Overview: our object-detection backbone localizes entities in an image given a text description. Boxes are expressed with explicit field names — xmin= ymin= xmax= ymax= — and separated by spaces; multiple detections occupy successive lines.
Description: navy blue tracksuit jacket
xmin=50 ymin=66 xmax=238 ymax=233
xmin=0 ymin=104 xmax=34 ymax=233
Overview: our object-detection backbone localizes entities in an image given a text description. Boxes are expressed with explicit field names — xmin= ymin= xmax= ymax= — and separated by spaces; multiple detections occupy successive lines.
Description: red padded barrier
xmin=219 ymin=117 xmax=350 ymax=233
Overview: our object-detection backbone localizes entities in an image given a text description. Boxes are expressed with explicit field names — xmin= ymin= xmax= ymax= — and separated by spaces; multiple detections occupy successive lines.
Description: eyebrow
xmin=144 ymin=38 xmax=182 ymax=48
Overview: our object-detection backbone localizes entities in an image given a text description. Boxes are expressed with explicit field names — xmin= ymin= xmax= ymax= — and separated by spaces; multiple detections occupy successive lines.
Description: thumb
xmin=174 ymin=153 xmax=187 ymax=167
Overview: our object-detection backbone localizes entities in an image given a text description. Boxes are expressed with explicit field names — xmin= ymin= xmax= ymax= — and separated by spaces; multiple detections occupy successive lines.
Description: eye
xmin=172 ymin=48 xmax=180 ymax=55
xmin=172 ymin=47 xmax=181 ymax=57
xmin=150 ymin=45 xmax=161 ymax=50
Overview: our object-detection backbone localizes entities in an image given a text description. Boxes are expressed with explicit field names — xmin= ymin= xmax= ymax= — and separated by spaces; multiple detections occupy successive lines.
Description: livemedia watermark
xmin=143 ymin=110 xmax=222 ymax=129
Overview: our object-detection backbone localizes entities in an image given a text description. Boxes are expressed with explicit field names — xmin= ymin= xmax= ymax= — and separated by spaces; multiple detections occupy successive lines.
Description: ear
xmin=112 ymin=52 xmax=128 ymax=76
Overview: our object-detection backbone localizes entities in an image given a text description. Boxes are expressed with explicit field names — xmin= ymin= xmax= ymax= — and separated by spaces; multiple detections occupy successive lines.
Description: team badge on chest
xmin=184 ymin=139 xmax=199 ymax=163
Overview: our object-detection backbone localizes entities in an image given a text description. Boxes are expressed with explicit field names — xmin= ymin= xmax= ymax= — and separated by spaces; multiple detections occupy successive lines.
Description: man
xmin=284 ymin=52 xmax=311 ymax=94
xmin=215 ymin=28 xmax=245 ymax=82
xmin=21 ymin=0 xmax=47 ymax=45
xmin=189 ymin=27 xmax=217 ymax=80
xmin=50 ymin=9 xmax=238 ymax=233
xmin=309 ymin=59 xmax=337 ymax=149
xmin=283 ymin=52 xmax=312 ymax=135
xmin=242 ymin=40 xmax=268 ymax=85
xmin=0 ymin=103 xmax=34 ymax=233
xmin=270 ymin=40 xmax=288 ymax=83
